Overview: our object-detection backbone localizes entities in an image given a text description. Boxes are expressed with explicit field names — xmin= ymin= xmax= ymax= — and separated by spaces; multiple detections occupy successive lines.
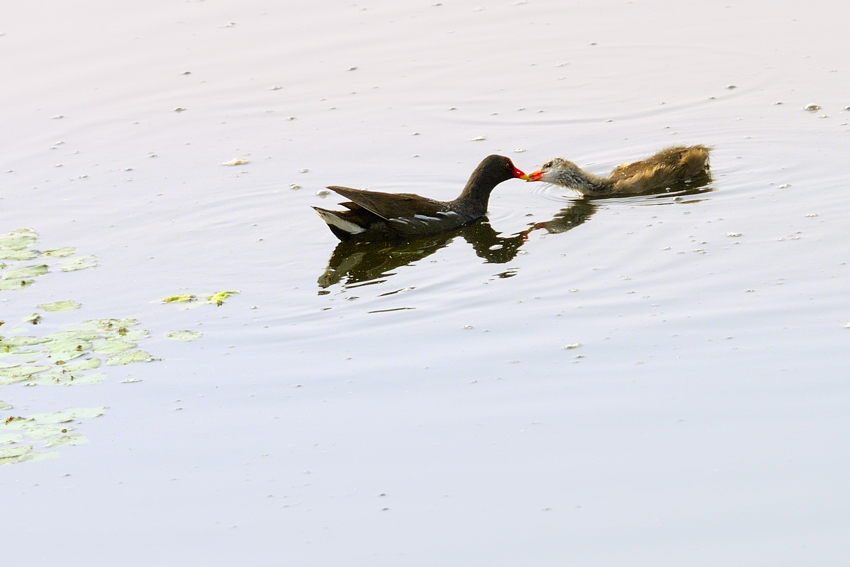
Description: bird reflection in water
xmin=318 ymin=219 xmax=528 ymax=289
xmin=317 ymin=174 xmax=712 ymax=290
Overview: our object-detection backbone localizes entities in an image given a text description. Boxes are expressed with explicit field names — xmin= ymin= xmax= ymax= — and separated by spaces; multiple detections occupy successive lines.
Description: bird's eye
xmin=543 ymin=160 xmax=554 ymax=169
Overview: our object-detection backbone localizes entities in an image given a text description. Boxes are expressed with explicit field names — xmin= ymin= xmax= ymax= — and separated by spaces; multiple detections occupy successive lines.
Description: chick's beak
xmin=527 ymin=170 xmax=543 ymax=182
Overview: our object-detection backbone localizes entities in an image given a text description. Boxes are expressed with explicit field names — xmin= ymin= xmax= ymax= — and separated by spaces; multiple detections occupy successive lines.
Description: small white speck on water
xmin=845 ymin=322 xmax=850 ymax=329
xmin=803 ymin=103 xmax=821 ymax=112
xmin=463 ymin=325 xmax=474 ymax=330
xmin=778 ymin=184 xmax=790 ymax=189
xmin=52 ymin=115 xmax=64 ymax=119
xmin=315 ymin=189 xmax=330 ymax=197
xmin=805 ymin=213 xmax=818 ymax=217
xmin=726 ymin=232 xmax=742 ymax=237
xmin=569 ymin=288 xmax=579 ymax=293
xmin=270 ymin=85 xmax=282 ymax=90
xmin=513 ymin=148 xmax=526 ymax=153
xmin=564 ymin=343 xmax=581 ymax=350
xmin=289 ymin=184 xmax=302 ymax=190
xmin=299 ymin=168 xmax=309 ymax=173
xmin=471 ymin=135 xmax=486 ymax=141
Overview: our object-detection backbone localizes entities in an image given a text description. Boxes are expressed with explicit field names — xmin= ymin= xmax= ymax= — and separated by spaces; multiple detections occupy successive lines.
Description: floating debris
xmin=222 ymin=158 xmax=249 ymax=166
xmin=470 ymin=135 xmax=487 ymax=141
xmin=564 ymin=343 xmax=581 ymax=350
xmin=803 ymin=103 xmax=821 ymax=112
xmin=24 ymin=313 xmax=41 ymax=324
xmin=726 ymin=232 xmax=742 ymax=237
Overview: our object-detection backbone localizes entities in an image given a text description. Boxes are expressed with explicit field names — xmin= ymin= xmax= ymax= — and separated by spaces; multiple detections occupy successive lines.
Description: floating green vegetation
xmin=41 ymin=247 xmax=76 ymax=258
xmin=0 ymin=318 xmax=154 ymax=386
xmin=208 ymin=290 xmax=240 ymax=306
xmin=60 ymin=255 xmax=97 ymax=272
xmin=166 ymin=330 xmax=204 ymax=342
xmin=0 ymin=229 xmax=96 ymax=291
xmin=106 ymin=350 xmax=153 ymax=366
xmin=3 ymin=264 xmax=48 ymax=280
xmin=159 ymin=290 xmax=240 ymax=307
xmin=0 ymin=406 xmax=106 ymax=466
xmin=161 ymin=294 xmax=197 ymax=303
xmin=24 ymin=313 xmax=42 ymax=325
xmin=38 ymin=300 xmax=82 ymax=312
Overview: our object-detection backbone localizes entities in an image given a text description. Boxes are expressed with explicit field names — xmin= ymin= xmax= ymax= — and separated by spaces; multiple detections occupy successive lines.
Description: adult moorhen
xmin=313 ymin=155 xmax=528 ymax=242
xmin=528 ymin=145 xmax=711 ymax=196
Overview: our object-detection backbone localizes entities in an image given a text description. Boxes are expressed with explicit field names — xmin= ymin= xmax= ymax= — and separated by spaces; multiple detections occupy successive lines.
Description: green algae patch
xmin=166 ymin=330 xmax=204 ymax=342
xmin=25 ymin=424 xmax=72 ymax=439
xmin=0 ymin=279 xmax=34 ymax=291
xmin=26 ymin=407 xmax=108 ymax=423
xmin=92 ymin=340 xmax=136 ymax=354
xmin=60 ymin=255 xmax=98 ymax=272
xmin=0 ymin=433 xmax=23 ymax=445
xmin=1 ymin=317 xmax=152 ymax=386
xmin=161 ymin=294 xmax=197 ymax=303
xmin=62 ymin=358 xmax=101 ymax=372
xmin=0 ymin=366 xmax=51 ymax=385
xmin=0 ymin=228 xmax=38 ymax=251
xmin=41 ymin=247 xmax=76 ymax=258
xmin=0 ymin=406 xmax=105 ymax=466
xmin=1 ymin=336 xmax=51 ymax=348
xmin=30 ymin=371 xmax=106 ymax=386
xmin=208 ymin=290 xmax=240 ymax=306
xmin=0 ymin=249 xmax=40 ymax=261
xmin=38 ymin=300 xmax=82 ymax=312
xmin=2 ymin=264 xmax=48 ymax=280
xmin=76 ymin=318 xmax=140 ymax=333
xmin=0 ymin=444 xmax=34 ymax=465
xmin=45 ymin=433 xmax=87 ymax=448
xmin=106 ymin=350 xmax=153 ymax=366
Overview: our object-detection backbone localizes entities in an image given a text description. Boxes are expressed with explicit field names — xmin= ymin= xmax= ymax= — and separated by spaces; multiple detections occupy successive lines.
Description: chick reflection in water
xmin=318 ymin=219 xmax=528 ymax=289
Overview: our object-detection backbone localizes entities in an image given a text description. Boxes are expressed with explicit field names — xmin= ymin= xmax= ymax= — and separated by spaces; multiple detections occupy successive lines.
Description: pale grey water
xmin=2 ymin=0 xmax=849 ymax=565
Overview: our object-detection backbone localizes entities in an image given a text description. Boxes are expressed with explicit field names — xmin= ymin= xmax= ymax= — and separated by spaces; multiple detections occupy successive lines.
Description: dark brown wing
xmin=327 ymin=186 xmax=449 ymax=221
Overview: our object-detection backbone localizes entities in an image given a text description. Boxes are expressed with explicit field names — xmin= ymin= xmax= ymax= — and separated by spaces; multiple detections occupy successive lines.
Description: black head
xmin=475 ymin=155 xmax=529 ymax=183
xmin=456 ymin=155 xmax=529 ymax=214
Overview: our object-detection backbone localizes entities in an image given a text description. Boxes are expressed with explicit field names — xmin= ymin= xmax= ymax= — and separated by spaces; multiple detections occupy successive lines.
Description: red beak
xmin=527 ymin=170 xmax=543 ymax=182
xmin=512 ymin=165 xmax=529 ymax=180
